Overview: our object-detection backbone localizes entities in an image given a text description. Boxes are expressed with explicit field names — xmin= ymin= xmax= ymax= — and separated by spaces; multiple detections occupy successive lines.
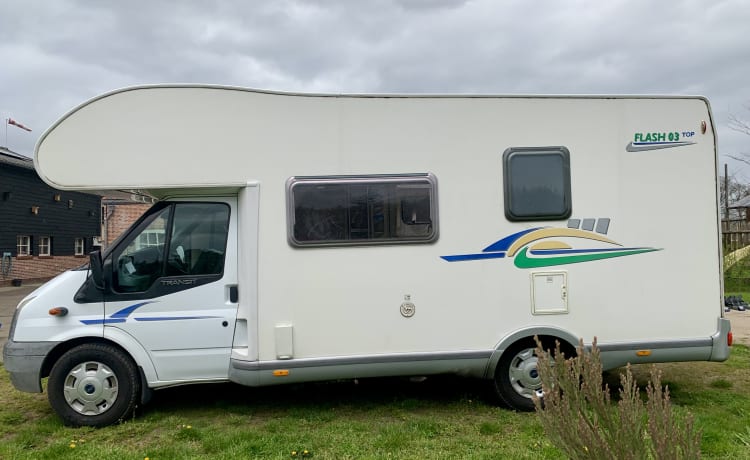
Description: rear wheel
xmin=492 ymin=339 xmax=543 ymax=411
xmin=48 ymin=343 xmax=140 ymax=427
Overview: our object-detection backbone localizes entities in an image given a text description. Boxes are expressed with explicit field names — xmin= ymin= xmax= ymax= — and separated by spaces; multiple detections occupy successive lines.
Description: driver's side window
xmin=165 ymin=203 xmax=230 ymax=277
xmin=114 ymin=207 xmax=170 ymax=293
xmin=113 ymin=202 xmax=231 ymax=293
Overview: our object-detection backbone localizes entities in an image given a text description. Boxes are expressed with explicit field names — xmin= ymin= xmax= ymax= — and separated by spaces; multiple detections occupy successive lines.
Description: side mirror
xmin=89 ymin=250 xmax=105 ymax=290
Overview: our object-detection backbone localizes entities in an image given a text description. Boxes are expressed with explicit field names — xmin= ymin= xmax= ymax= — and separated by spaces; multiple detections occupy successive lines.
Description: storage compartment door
xmin=531 ymin=271 xmax=568 ymax=315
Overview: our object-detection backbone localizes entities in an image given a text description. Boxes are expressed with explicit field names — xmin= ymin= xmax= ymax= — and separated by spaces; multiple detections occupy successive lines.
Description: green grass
xmin=624 ymin=345 xmax=750 ymax=459
xmin=723 ymin=250 xmax=750 ymax=291
xmin=1 ymin=346 xmax=749 ymax=459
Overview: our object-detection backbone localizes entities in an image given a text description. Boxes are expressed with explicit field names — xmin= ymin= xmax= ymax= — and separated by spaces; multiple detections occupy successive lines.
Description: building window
xmin=287 ymin=174 xmax=438 ymax=247
xmin=136 ymin=229 xmax=165 ymax=249
xmin=39 ymin=236 xmax=51 ymax=256
xmin=503 ymin=147 xmax=572 ymax=221
xmin=17 ymin=235 xmax=31 ymax=256
xmin=75 ymin=238 xmax=85 ymax=256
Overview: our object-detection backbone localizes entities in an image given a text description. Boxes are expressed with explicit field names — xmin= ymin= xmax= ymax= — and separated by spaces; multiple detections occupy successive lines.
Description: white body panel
xmin=21 ymin=86 xmax=723 ymax=388
xmin=11 ymin=270 xmax=101 ymax=342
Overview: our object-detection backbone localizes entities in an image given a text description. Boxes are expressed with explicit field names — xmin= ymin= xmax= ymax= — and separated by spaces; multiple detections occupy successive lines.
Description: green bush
xmin=533 ymin=338 xmax=701 ymax=459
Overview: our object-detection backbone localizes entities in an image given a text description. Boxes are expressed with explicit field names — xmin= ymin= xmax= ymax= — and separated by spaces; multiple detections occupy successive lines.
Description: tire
xmin=48 ymin=343 xmax=140 ymax=427
xmin=492 ymin=338 xmax=544 ymax=411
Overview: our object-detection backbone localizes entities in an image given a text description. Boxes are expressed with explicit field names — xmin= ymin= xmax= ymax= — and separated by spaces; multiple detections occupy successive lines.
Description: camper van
xmin=4 ymin=85 xmax=731 ymax=427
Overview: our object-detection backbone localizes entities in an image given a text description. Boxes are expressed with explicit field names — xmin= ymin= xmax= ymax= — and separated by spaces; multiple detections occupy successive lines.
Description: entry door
xmin=103 ymin=198 xmax=238 ymax=381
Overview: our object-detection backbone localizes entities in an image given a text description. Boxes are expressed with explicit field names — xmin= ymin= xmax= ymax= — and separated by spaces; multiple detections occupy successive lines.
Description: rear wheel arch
xmin=486 ymin=328 xmax=578 ymax=411
xmin=485 ymin=327 xmax=579 ymax=378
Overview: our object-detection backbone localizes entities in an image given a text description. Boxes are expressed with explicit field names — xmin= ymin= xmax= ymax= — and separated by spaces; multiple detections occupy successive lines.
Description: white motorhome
xmin=4 ymin=85 xmax=731 ymax=427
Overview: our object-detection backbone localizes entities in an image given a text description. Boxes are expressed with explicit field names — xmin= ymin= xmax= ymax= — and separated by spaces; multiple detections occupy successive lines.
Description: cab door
xmin=102 ymin=198 xmax=238 ymax=381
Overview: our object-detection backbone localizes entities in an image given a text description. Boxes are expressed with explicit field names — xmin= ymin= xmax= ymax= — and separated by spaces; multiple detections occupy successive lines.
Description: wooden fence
xmin=724 ymin=231 xmax=750 ymax=253
xmin=722 ymin=219 xmax=750 ymax=253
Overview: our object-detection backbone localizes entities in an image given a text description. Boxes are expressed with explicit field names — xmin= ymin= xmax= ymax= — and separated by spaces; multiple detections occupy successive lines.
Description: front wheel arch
xmin=42 ymin=337 xmax=153 ymax=403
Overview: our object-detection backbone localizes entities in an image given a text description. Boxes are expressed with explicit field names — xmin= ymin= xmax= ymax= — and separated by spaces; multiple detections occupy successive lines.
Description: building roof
xmin=0 ymin=146 xmax=34 ymax=171
xmin=729 ymin=195 xmax=750 ymax=209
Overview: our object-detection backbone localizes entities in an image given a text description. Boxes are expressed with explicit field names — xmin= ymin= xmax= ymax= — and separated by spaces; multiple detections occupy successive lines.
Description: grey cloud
xmin=0 ymin=0 xmax=748 ymax=168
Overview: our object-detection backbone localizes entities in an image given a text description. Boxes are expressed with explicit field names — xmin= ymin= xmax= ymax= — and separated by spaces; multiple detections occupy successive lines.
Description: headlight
xmin=7 ymin=296 xmax=36 ymax=341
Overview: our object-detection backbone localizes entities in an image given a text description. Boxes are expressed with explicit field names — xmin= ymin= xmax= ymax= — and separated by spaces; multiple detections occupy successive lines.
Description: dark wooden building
xmin=0 ymin=147 xmax=101 ymax=285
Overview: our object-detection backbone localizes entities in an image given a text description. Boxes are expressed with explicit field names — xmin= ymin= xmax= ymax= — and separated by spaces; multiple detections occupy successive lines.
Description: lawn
xmin=723 ymin=249 xmax=750 ymax=293
xmin=1 ymin=345 xmax=749 ymax=459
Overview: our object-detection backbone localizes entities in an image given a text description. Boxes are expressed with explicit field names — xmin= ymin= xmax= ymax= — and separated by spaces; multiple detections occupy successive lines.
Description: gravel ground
xmin=726 ymin=309 xmax=750 ymax=345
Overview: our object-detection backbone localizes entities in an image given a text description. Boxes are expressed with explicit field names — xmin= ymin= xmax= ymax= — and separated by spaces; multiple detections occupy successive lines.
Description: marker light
xmin=273 ymin=370 xmax=290 ymax=377
xmin=635 ymin=350 xmax=651 ymax=357
xmin=48 ymin=307 xmax=69 ymax=316
xmin=728 ymin=332 xmax=733 ymax=347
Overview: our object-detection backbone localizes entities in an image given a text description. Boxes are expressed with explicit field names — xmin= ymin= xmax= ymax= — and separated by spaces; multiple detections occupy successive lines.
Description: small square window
xmin=17 ymin=235 xmax=31 ymax=256
xmin=503 ymin=147 xmax=572 ymax=221
xmin=75 ymin=238 xmax=85 ymax=256
xmin=39 ymin=236 xmax=51 ymax=256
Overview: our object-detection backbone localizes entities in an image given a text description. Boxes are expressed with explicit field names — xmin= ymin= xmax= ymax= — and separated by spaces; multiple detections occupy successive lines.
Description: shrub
xmin=533 ymin=338 xmax=701 ymax=459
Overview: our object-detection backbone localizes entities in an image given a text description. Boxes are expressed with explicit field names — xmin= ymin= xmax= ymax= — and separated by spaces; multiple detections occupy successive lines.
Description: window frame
xmin=74 ymin=237 xmax=85 ymax=256
xmin=502 ymin=146 xmax=572 ymax=222
xmin=286 ymin=173 xmax=439 ymax=247
xmin=38 ymin=236 xmax=51 ymax=257
xmin=110 ymin=201 xmax=231 ymax=294
xmin=17 ymin=235 xmax=31 ymax=257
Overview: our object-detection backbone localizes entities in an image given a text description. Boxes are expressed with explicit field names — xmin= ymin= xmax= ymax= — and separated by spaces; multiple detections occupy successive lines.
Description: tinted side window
xmin=166 ymin=203 xmax=230 ymax=276
xmin=114 ymin=207 xmax=170 ymax=293
xmin=288 ymin=174 xmax=438 ymax=246
xmin=503 ymin=147 xmax=572 ymax=221
xmin=113 ymin=203 xmax=230 ymax=293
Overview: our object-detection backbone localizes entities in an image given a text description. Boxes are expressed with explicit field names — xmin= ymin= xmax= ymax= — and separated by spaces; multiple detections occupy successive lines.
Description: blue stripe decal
xmin=111 ymin=301 xmax=156 ymax=318
xmin=441 ymin=252 xmax=506 ymax=262
xmin=134 ymin=316 xmax=220 ymax=321
xmin=81 ymin=300 xmax=160 ymax=325
xmin=529 ymin=247 xmax=650 ymax=255
xmin=482 ymin=228 xmax=541 ymax=252
xmin=80 ymin=318 xmax=127 ymax=325
xmin=80 ymin=301 xmax=221 ymax=325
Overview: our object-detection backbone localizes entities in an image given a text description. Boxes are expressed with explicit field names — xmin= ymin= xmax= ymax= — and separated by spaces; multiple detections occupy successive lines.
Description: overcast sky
xmin=2 ymin=0 xmax=749 ymax=176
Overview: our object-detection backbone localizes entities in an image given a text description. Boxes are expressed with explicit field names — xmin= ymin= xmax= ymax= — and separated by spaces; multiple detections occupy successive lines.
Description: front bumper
xmin=3 ymin=339 xmax=58 ymax=393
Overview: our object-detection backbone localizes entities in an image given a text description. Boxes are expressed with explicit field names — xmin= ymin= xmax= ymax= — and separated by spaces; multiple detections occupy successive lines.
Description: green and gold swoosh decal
xmin=506 ymin=228 xmax=620 ymax=256
xmin=514 ymin=247 xmax=660 ymax=268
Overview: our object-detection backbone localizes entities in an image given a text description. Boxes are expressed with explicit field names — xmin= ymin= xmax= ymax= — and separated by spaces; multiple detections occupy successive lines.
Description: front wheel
xmin=48 ymin=343 xmax=140 ymax=427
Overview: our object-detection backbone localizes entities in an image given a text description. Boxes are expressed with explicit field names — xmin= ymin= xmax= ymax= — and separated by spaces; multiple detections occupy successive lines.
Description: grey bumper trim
xmin=232 ymin=350 xmax=492 ymax=372
xmin=710 ymin=317 xmax=732 ymax=361
xmin=229 ymin=351 xmax=492 ymax=387
xmin=596 ymin=338 xmax=712 ymax=352
xmin=3 ymin=340 xmax=59 ymax=393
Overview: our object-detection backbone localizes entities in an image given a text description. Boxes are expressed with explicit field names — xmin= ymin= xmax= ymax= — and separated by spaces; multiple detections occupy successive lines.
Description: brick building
xmin=101 ymin=197 xmax=151 ymax=247
xmin=0 ymin=147 xmax=101 ymax=286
